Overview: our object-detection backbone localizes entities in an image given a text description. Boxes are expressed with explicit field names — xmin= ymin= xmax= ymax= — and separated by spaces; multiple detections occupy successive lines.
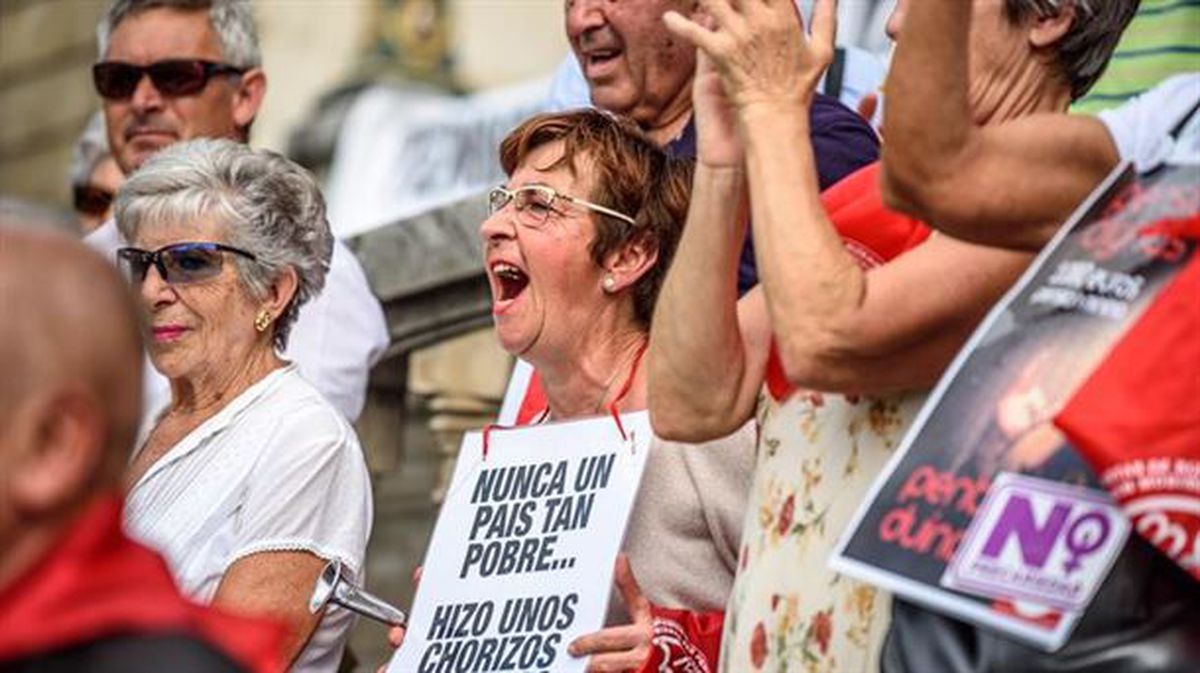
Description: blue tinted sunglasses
xmin=117 ymin=242 xmax=257 ymax=285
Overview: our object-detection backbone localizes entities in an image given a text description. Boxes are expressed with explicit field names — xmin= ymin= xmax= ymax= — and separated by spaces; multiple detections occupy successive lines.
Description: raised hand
xmin=692 ymin=47 xmax=744 ymax=169
xmin=663 ymin=0 xmax=838 ymax=116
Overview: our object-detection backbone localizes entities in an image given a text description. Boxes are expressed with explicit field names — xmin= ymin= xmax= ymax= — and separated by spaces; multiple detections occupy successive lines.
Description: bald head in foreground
xmin=0 ymin=224 xmax=143 ymax=587
xmin=0 ymin=221 xmax=279 ymax=672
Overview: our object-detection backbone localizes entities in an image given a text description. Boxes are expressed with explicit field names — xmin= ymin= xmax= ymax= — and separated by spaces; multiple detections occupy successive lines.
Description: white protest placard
xmin=389 ymin=411 xmax=652 ymax=673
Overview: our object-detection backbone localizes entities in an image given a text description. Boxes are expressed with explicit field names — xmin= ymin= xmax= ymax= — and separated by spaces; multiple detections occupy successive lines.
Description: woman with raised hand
xmin=482 ymin=109 xmax=755 ymax=672
xmin=648 ymin=0 xmax=1128 ymax=668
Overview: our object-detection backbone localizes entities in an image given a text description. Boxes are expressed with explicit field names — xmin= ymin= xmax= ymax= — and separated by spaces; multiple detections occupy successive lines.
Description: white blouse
xmin=125 ymin=365 xmax=373 ymax=673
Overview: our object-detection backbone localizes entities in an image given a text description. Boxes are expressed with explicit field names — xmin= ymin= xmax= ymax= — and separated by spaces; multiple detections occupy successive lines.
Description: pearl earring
xmin=603 ymin=275 xmax=616 ymax=292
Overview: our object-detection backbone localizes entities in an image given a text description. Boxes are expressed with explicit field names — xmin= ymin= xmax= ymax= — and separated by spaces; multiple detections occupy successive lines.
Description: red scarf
xmin=0 ymin=495 xmax=285 ymax=671
xmin=1056 ymin=254 xmax=1200 ymax=582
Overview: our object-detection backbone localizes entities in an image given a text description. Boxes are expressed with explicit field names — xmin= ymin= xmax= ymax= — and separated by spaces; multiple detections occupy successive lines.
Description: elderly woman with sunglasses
xmin=466 ymin=109 xmax=754 ymax=671
xmin=114 ymin=138 xmax=372 ymax=673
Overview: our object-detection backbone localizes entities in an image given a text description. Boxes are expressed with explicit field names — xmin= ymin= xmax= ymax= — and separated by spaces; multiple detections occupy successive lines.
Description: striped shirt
xmin=1073 ymin=0 xmax=1200 ymax=114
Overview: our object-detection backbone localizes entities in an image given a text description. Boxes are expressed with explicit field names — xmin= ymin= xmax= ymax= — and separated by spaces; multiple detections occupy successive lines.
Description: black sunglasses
xmin=117 ymin=242 xmax=257 ymax=285
xmin=73 ymin=185 xmax=115 ymax=217
xmin=92 ymin=59 xmax=247 ymax=100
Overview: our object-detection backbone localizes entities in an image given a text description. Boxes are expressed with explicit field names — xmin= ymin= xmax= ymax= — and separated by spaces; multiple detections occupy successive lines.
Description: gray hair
xmin=69 ymin=111 xmax=110 ymax=189
xmin=114 ymin=139 xmax=332 ymax=351
xmin=1003 ymin=0 xmax=1139 ymax=100
xmin=97 ymin=0 xmax=261 ymax=69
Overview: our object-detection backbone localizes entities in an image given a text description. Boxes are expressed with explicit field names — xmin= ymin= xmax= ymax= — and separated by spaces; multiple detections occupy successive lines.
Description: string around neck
xmin=482 ymin=339 xmax=649 ymax=456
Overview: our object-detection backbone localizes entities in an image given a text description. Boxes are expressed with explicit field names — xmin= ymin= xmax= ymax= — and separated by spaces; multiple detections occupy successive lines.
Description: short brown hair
xmin=499 ymin=109 xmax=693 ymax=328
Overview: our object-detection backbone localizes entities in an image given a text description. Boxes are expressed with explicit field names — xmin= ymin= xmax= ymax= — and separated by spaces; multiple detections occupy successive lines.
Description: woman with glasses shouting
xmin=114 ymin=138 xmax=372 ymax=673
xmin=397 ymin=110 xmax=754 ymax=671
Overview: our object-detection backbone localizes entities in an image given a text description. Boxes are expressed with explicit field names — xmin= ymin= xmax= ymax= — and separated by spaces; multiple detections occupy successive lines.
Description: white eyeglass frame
xmin=488 ymin=184 xmax=637 ymax=227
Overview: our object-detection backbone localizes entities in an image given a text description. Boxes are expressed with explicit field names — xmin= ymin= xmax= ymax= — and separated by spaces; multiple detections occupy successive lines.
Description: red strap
xmin=606 ymin=341 xmax=648 ymax=441
xmin=491 ymin=341 xmax=648 ymax=455
xmin=481 ymin=423 xmax=500 ymax=460
xmin=482 ymin=406 xmax=551 ymax=457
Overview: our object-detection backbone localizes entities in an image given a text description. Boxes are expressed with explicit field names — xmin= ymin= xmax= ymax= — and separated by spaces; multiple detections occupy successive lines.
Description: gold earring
xmin=254 ymin=309 xmax=272 ymax=333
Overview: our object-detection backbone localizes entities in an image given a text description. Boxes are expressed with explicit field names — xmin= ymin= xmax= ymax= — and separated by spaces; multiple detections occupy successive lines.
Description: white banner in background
xmin=325 ymin=79 xmax=552 ymax=239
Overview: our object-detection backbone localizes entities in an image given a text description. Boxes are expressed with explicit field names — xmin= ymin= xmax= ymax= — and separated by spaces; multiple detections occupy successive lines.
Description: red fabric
xmin=766 ymin=162 xmax=932 ymax=401
xmin=638 ymin=606 xmax=725 ymax=673
xmin=516 ymin=374 xmax=548 ymax=426
xmin=1056 ymin=256 xmax=1200 ymax=581
xmin=0 ymin=496 xmax=285 ymax=671
xmin=820 ymin=162 xmax=932 ymax=267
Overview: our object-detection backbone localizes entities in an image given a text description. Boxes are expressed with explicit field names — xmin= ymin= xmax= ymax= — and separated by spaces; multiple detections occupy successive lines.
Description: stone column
xmin=409 ymin=327 xmax=511 ymax=502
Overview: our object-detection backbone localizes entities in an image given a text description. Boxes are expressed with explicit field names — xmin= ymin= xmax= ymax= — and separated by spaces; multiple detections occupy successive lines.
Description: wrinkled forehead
xmin=568 ymin=0 xmax=693 ymax=40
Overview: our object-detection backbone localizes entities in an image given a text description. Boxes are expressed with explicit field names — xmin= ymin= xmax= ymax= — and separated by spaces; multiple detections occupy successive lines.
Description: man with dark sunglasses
xmin=83 ymin=0 xmax=389 ymax=425
xmin=69 ymin=112 xmax=123 ymax=234
xmin=94 ymin=0 xmax=264 ymax=175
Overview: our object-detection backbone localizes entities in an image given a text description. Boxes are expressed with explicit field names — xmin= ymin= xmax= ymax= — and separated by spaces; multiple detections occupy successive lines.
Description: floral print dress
xmin=720 ymin=385 xmax=926 ymax=673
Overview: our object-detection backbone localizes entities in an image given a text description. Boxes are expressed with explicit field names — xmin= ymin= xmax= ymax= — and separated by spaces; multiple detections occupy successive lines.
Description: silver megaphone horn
xmin=309 ymin=560 xmax=408 ymax=627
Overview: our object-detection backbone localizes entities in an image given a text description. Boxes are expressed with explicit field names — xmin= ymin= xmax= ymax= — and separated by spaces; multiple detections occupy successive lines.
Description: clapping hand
xmin=690 ymin=46 xmax=745 ymax=170
xmin=663 ymin=0 xmax=838 ymax=117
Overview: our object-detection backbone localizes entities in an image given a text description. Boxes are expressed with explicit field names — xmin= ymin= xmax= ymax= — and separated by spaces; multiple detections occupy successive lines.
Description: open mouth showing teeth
xmin=493 ymin=263 xmax=529 ymax=301
xmin=588 ymin=49 xmax=619 ymax=67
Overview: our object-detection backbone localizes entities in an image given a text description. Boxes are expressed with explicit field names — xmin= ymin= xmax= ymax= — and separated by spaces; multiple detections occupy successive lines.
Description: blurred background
xmin=1 ymin=2 xmax=572 ymax=670
xmin=0 ymin=1 xmax=903 ymax=670
xmin=5 ymin=0 xmax=1195 ymax=669
xmin=0 ymin=0 xmax=569 ymax=208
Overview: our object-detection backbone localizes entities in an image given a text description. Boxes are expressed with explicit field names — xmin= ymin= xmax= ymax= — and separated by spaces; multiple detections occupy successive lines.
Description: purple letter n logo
xmin=981 ymin=495 xmax=1112 ymax=575
xmin=942 ymin=473 xmax=1129 ymax=615
xmin=981 ymin=495 xmax=1071 ymax=570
